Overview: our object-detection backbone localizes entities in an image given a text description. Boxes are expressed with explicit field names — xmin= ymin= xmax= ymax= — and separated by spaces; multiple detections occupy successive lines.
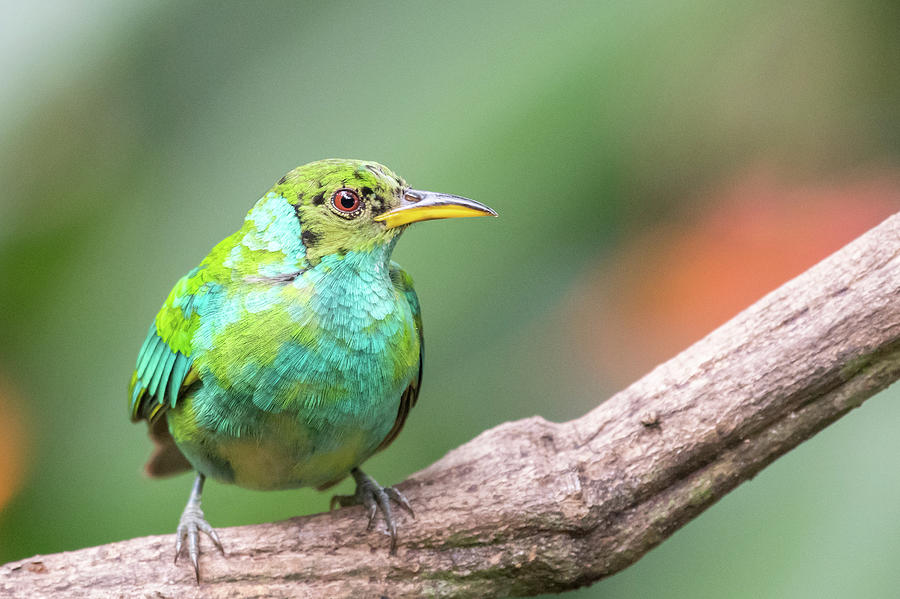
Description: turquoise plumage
xmin=128 ymin=159 xmax=496 ymax=579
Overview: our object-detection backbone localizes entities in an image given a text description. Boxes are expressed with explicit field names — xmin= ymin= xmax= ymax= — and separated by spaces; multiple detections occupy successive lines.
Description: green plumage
xmin=127 ymin=159 xmax=495 ymax=574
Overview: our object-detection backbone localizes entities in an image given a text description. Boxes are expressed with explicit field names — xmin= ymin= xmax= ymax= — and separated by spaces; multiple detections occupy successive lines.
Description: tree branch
xmin=5 ymin=214 xmax=900 ymax=599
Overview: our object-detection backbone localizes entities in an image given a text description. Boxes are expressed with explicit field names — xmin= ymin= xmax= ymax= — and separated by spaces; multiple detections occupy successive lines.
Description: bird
xmin=128 ymin=158 xmax=496 ymax=580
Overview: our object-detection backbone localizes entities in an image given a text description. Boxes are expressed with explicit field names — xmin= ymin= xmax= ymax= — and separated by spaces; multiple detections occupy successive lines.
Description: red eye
xmin=332 ymin=189 xmax=361 ymax=213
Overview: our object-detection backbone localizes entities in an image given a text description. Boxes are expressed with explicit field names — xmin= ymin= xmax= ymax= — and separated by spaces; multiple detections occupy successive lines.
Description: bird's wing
xmin=375 ymin=263 xmax=424 ymax=453
xmin=129 ymin=266 xmax=220 ymax=424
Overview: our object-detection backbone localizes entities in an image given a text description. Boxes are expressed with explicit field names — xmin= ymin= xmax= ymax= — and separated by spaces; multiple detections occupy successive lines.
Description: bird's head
xmin=272 ymin=159 xmax=496 ymax=264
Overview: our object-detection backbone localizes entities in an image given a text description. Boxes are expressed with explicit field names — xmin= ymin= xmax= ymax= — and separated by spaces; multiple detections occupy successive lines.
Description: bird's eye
xmin=330 ymin=189 xmax=363 ymax=218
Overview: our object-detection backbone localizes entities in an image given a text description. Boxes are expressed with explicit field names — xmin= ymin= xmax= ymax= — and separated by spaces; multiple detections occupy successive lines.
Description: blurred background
xmin=1 ymin=1 xmax=899 ymax=596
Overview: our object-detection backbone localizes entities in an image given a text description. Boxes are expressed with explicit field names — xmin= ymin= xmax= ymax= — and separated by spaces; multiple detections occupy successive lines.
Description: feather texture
xmin=129 ymin=160 xmax=424 ymax=491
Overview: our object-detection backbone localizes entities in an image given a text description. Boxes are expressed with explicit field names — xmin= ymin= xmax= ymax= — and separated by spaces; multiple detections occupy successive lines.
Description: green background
xmin=1 ymin=1 xmax=899 ymax=597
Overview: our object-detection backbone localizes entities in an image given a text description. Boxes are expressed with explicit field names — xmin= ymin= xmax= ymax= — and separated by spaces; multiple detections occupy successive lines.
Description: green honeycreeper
xmin=129 ymin=159 xmax=496 ymax=579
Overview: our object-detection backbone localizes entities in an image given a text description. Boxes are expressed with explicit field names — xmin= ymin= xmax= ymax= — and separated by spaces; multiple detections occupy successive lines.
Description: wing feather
xmin=129 ymin=268 xmax=218 ymax=423
xmin=376 ymin=264 xmax=424 ymax=453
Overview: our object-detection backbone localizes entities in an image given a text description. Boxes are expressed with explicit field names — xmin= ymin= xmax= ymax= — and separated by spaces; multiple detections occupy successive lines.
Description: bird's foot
xmin=330 ymin=468 xmax=414 ymax=554
xmin=174 ymin=497 xmax=224 ymax=582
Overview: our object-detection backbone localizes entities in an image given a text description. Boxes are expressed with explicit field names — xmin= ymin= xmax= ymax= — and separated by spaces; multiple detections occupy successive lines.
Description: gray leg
xmin=174 ymin=473 xmax=224 ymax=582
xmin=330 ymin=468 xmax=414 ymax=554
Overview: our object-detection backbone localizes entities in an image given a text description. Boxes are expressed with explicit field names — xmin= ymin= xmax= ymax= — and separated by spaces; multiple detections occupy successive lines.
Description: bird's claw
xmin=384 ymin=486 xmax=414 ymax=518
xmin=174 ymin=501 xmax=223 ymax=582
xmin=330 ymin=468 xmax=414 ymax=554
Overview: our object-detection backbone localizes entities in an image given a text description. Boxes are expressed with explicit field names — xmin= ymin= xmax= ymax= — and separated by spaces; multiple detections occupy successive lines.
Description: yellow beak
xmin=374 ymin=189 xmax=498 ymax=229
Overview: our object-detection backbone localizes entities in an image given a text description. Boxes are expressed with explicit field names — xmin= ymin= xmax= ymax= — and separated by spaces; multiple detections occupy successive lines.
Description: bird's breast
xmin=173 ymin=261 xmax=419 ymax=488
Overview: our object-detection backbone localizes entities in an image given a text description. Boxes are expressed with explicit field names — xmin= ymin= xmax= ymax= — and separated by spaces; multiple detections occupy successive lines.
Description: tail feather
xmin=144 ymin=416 xmax=192 ymax=477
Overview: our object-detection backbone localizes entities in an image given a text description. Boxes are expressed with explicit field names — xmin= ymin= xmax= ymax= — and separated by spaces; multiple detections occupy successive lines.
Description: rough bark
xmin=4 ymin=213 xmax=900 ymax=599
